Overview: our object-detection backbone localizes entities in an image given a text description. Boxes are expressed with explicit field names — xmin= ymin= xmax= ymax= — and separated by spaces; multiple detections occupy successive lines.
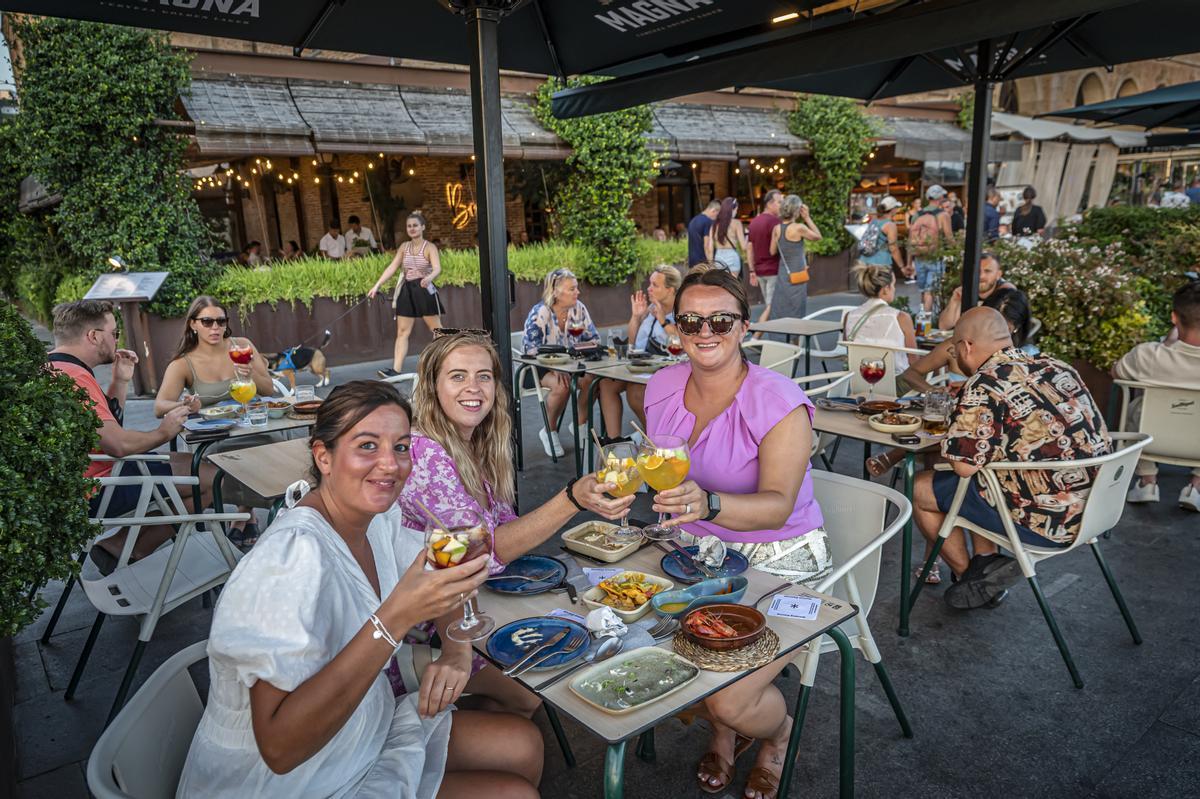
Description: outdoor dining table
xmin=477 ymin=541 xmax=860 ymax=799
xmin=810 ymin=405 xmax=939 ymax=638
xmin=183 ymin=414 xmax=314 ymax=514
xmin=748 ymin=317 xmax=844 ymax=376
xmin=205 ymin=436 xmax=312 ymax=526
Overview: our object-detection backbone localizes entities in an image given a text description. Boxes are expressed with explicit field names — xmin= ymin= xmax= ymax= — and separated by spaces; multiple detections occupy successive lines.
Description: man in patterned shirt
xmin=912 ymin=307 xmax=1112 ymax=609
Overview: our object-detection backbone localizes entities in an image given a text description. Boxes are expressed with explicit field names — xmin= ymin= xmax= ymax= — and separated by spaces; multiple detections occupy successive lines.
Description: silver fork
xmin=486 ymin=571 xmax=557 ymax=584
xmin=647 ymin=617 xmax=679 ymax=640
xmin=510 ymin=636 xmax=585 ymax=678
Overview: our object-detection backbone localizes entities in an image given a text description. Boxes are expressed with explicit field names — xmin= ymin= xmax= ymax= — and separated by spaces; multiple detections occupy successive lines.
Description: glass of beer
xmin=636 ymin=434 xmax=690 ymax=541
xmin=922 ymin=388 xmax=952 ymax=436
xmin=597 ymin=441 xmax=644 ymax=543
xmin=425 ymin=509 xmax=494 ymax=642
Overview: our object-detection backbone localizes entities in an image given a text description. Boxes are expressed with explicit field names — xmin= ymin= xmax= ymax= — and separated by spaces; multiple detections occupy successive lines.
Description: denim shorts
xmin=932 ymin=470 xmax=1069 ymax=549
xmin=913 ymin=258 xmax=945 ymax=292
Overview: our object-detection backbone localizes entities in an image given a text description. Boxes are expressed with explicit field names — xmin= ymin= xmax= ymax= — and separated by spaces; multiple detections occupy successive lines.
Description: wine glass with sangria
xmin=566 ymin=319 xmax=586 ymax=350
xmin=597 ymin=441 xmax=644 ymax=543
xmin=228 ymin=337 xmax=257 ymax=425
xmin=665 ymin=333 xmax=684 ymax=359
xmin=425 ymin=509 xmax=494 ymax=642
xmin=859 ymin=357 xmax=886 ymax=402
xmin=636 ymin=434 xmax=691 ymax=541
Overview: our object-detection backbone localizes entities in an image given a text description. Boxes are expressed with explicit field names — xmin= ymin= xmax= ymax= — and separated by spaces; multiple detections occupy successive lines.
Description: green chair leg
xmin=65 ymin=611 xmax=105 ymax=700
xmin=830 ymin=628 xmax=855 ymax=799
xmin=1090 ymin=541 xmax=1142 ymax=645
xmin=777 ymin=685 xmax=812 ymax=799
xmin=543 ymin=704 xmax=576 ymax=767
xmin=106 ymin=638 xmax=148 ymax=726
xmin=1027 ymin=576 xmax=1084 ymax=689
xmin=604 ymin=740 xmax=627 ymax=799
xmin=907 ymin=537 xmax=946 ymax=612
xmin=871 ymin=661 xmax=913 ymax=738
xmin=635 ymin=728 xmax=655 ymax=762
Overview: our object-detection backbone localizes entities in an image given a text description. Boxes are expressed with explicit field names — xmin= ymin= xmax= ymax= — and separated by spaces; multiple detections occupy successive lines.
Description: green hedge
xmin=56 ymin=238 xmax=688 ymax=312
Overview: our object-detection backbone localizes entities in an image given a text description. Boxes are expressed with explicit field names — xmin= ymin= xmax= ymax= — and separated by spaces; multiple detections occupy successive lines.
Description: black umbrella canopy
xmin=1043 ymin=80 xmax=1200 ymax=130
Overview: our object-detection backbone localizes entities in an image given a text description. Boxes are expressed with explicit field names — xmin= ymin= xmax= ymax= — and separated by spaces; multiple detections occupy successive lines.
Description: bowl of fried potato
xmin=582 ymin=571 xmax=674 ymax=622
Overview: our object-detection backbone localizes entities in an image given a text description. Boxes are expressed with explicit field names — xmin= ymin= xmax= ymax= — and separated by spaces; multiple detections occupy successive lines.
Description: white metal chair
xmin=1027 ymin=316 xmax=1044 ymax=345
xmin=270 ymin=377 xmax=294 ymax=398
xmin=1114 ymin=379 xmax=1200 ymax=474
xmin=65 ymin=473 xmax=247 ymax=723
xmin=803 ymin=305 xmax=855 ymax=368
xmin=87 ymin=640 xmax=207 ymax=798
xmin=788 ymin=472 xmax=914 ymax=742
xmin=911 ymin=433 xmax=1152 ymax=688
xmin=794 ymin=371 xmax=851 ymax=470
xmin=378 ymin=371 xmax=419 ymax=398
xmin=841 ymin=340 xmax=925 ymax=397
xmin=511 ymin=331 xmax=559 ymax=467
xmin=742 ymin=339 xmax=806 ymax=378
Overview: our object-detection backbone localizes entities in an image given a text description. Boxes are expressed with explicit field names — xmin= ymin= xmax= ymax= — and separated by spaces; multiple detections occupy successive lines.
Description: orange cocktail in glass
xmin=637 ymin=434 xmax=690 ymax=541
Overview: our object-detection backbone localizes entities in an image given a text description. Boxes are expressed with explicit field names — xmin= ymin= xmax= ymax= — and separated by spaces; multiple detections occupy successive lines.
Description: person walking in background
xmin=319 ymin=220 xmax=347 ymax=260
xmin=1010 ymin=186 xmax=1047 ymax=238
xmin=746 ymin=189 xmax=783 ymax=329
xmin=345 ymin=214 xmax=378 ymax=254
xmin=983 ymin=188 xmax=1002 ymax=241
xmin=768 ymin=194 xmax=821 ymax=321
xmin=687 ymin=200 xmax=721 ymax=267
xmin=858 ymin=195 xmax=907 ymax=281
xmin=908 ymin=185 xmax=954 ymax=312
xmin=369 ymin=212 xmax=444 ymax=379
xmin=708 ymin=197 xmax=748 ymax=277
xmin=1186 ymin=176 xmax=1200 ymax=206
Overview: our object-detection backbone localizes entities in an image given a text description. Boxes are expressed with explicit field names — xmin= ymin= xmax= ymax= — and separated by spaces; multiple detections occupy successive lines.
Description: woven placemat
xmin=672 ymin=627 xmax=780 ymax=672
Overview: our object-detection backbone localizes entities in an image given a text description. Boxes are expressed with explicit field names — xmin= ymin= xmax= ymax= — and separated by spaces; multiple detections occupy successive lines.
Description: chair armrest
xmin=95 ymin=512 xmax=251 ymax=526
xmin=96 ymin=475 xmax=200 ymax=487
xmin=982 ymin=433 xmax=1151 ymax=471
xmin=89 ymin=454 xmax=171 ymax=462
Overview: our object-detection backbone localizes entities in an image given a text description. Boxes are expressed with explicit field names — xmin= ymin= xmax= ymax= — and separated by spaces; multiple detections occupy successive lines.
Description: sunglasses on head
xmin=433 ymin=327 xmax=489 ymax=339
xmin=193 ymin=316 xmax=228 ymax=328
xmin=675 ymin=311 xmax=744 ymax=337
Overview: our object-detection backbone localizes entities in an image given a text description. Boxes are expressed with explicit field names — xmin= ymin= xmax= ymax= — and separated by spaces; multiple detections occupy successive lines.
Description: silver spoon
xmin=533 ymin=635 xmax=623 ymax=691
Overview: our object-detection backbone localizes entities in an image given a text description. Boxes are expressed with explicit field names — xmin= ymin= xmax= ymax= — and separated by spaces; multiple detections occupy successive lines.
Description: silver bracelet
xmin=369 ymin=614 xmax=400 ymax=650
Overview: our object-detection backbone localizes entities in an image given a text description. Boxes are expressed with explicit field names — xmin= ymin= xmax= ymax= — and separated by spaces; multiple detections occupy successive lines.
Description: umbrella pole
xmin=961 ymin=39 xmax=994 ymax=309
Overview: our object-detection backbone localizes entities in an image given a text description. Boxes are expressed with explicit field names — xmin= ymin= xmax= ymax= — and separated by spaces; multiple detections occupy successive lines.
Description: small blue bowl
xmin=650 ymin=576 xmax=749 ymax=619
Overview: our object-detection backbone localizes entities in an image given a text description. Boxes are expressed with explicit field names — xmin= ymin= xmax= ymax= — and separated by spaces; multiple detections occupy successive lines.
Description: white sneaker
xmin=539 ymin=428 xmax=563 ymax=458
xmin=551 ymin=431 xmax=566 ymax=455
xmin=566 ymin=420 xmax=575 ymax=437
xmin=1179 ymin=485 xmax=1200 ymax=512
xmin=1126 ymin=481 xmax=1160 ymax=504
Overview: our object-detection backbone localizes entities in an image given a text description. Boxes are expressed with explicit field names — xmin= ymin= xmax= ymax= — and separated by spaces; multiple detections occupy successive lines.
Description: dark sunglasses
xmin=193 ymin=316 xmax=228 ymax=328
xmin=433 ymin=327 xmax=488 ymax=339
xmin=676 ymin=311 xmax=744 ymax=337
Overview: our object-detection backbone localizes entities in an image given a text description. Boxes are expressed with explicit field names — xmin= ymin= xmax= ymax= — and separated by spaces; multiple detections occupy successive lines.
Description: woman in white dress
xmin=177 ymin=381 xmax=543 ymax=798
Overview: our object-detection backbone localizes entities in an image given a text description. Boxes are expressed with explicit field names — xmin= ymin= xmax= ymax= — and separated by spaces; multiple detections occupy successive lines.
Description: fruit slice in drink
xmin=638 ymin=448 xmax=689 ymax=491
xmin=229 ymin=381 xmax=256 ymax=404
xmin=229 ymin=346 xmax=253 ymax=365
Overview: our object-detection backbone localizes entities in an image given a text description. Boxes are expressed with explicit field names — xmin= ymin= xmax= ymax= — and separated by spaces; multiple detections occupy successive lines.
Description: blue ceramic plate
xmin=660 ymin=546 xmax=749 ymax=585
xmin=183 ymin=418 xmax=236 ymax=433
xmin=485 ymin=554 xmax=568 ymax=595
xmin=650 ymin=576 xmax=749 ymax=619
xmin=486 ymin=617 xmax=589 ymax=672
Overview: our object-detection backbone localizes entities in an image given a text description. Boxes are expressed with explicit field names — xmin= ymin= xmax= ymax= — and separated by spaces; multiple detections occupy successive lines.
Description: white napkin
xmin=585 ymin=607 xmax=628 ymax=638
xmin=697 ymin=535 xmax=728 ymax=568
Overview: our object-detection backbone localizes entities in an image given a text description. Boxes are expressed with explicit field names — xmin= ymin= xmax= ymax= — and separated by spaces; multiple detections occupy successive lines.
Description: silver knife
xmin=502 ymin=629 xmax=568 ymax=677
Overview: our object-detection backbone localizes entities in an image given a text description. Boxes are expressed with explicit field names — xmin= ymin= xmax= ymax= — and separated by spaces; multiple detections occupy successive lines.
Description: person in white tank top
xmin=843 ymin=262 xmax=916 ymax=373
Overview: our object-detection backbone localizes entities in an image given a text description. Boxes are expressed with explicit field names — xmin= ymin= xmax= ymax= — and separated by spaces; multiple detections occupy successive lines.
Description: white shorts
xmin=758 ymin=274 xmax=778 ymax=306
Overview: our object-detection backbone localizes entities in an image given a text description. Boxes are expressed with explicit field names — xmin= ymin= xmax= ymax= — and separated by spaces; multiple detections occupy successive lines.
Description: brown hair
xmin=51 ymin=300 xmax=115 ymax=344
xmin=674 ymin=263 xmax=751 ymax=321
xmin=714 ymin=197 xmax=737 ymax=244
xmin=173 ymin=296 xmax=230 ymax=360
xmin=412 ymin=333 xmax=515 ymax=506
xmin=309 ymin=380 xmax=412 ymax=485
xmin=850 ymin=261 xmax=894 ymax=298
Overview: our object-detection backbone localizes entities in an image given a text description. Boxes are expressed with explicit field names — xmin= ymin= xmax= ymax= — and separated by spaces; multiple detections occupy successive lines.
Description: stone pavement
xmin=13 ymin=289 xmax=1200 ymax=798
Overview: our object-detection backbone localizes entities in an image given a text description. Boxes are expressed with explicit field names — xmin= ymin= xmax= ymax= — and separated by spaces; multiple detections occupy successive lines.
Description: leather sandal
xmin=696 ymin=736 xmax=754 ymax=794
xmin=744 ymin=765 xmax=782 ymax=799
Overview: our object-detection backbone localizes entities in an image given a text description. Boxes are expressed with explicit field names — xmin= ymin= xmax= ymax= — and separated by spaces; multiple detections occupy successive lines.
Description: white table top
xmin=811 ymin=406 xmax=941 ymax=452
xmin=749 ymin=318 xmax=843 ymax=338
xmin=585 ymin=362 xmax=657 ymax=385
xmin=515 ymin=354 xmax=632 ymax=377
xmin=206 ymin=437 xmax=312 ymax=500
xmin=476 ymin=542 xmax=857 ymax=744
xmin=184 ymin=413 xmax=313 ymax=444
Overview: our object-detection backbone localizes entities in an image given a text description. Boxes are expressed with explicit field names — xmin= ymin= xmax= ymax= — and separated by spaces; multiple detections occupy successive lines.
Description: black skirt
xmin=394 ymin=279 xmax=444 ymax=318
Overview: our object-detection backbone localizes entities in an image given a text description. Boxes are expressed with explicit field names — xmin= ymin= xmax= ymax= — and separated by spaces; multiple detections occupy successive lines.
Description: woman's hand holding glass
xmin=381 ymin=548 xmax=489 ymax=641
xmin=571 ymin=472 xmax=638 ymax=521
xmin=651 ymin=479 xmax=707 ymax=528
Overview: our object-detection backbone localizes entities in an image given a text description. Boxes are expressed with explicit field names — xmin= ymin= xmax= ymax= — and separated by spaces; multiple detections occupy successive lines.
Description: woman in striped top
xmin=369 ymin=212 xmax=444 ymax=377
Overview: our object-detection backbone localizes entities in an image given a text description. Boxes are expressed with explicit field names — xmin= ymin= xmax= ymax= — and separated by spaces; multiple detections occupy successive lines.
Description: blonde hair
xmin=652 ymin=263 xmax=683 ymax=290
xmin=779 ymin=194 xmax=803 ymax=221
xmin=541 ymin=268 xmax=577 ymax=307
xmin=850 ymin=261 xmax=894 ymax=298
xmin=412 ymin=333 xmax=515 ymax=506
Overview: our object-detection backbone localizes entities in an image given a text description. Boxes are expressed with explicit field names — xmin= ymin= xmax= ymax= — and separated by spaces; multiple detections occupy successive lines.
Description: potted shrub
xmin=0 ymin=302 xmax=98 ymax=792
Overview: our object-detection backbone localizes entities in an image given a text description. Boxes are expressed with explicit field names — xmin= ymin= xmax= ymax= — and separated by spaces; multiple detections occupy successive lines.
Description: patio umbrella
xmin=1043 ymin=80 xmax=1200 ymax=130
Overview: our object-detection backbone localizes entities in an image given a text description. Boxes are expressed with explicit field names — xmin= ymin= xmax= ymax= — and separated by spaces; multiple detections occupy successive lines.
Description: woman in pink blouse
xmin=398 ymin=331 xmax=633 ymax=717
xmin=644 ymin=266 xmax=831 ymax=799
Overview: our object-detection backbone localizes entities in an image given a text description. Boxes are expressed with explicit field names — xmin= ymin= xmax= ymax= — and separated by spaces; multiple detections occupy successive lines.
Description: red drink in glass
xmin=229 ymin=344 xmax=253 ymax=365
xmin=666 ymin=342 xmax=684 ymax=356
xmin=859 ymin=357 xmax=887 ymax=401
xmin=567 ymin=323 xmax=585 ymax=338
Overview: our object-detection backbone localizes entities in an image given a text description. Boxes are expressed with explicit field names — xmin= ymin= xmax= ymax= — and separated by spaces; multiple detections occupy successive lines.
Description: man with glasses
xmin=48 ymin=300 xmax=206 ymax=569
xmin=911 ymin=307 xmax=1111 ymax=609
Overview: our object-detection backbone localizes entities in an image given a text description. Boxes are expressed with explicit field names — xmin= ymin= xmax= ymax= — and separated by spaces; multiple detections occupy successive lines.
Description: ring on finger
xmin=685 ymin=503 xmax=692 ymax=514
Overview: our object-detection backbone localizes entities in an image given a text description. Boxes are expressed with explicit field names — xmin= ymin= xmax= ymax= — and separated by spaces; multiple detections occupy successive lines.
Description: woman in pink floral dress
xmin=398 ymin=331 xmax=633 ymax=715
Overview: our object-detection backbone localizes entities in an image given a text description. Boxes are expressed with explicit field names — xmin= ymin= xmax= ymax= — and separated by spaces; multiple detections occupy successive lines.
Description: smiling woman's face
xmin=676 ymin=284 xmax=748 ymax=371
xmin=313 ymin=404 xmax=413 ymax=514
xmin=436 ymin=345 xmax=495 ymax=439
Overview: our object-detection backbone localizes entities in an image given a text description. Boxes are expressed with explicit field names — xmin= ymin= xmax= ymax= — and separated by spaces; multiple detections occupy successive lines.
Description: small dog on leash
xmin=265 ymin=330 xmax=332 ymax=389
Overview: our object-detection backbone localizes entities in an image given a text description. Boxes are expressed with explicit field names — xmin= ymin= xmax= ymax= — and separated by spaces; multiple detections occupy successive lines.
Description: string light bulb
xmin=314 ymin=176 xmax=320 ymax=184
xmin=368 ymin=162 xmax=374 ymax=169
xmin=255 ymin=158 xmax=261 ymax=164
xmin=311 ymin=158 xmax=318 ymax=166
xmin=251 ymin=168 xmax=257 ymax=174
xmin=353 ymin=171 xmax=359 ymax=178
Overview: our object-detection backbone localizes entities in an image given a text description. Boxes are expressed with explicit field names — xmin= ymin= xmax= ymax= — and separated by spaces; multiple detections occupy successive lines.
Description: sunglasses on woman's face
xmin=675 ymin=312 xmax=743 ymax=337
xmin=193 ymin=316 xmax=228 ymax=328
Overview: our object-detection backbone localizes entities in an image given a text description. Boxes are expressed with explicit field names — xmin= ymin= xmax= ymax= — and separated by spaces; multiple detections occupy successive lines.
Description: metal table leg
xmin=779 ymin=627 xmax=856 ymax=799
xmin=569 ymin=371 xmax=582 ymax=477
xmin=803 ymin=333 xmax=812 ymax=377
xmin=190 ymin=440 xmax=214 ymax=513
xmin=898 ymin=453 xmax=915 ymax=637
xmin=604 ymin=740 xmax=628 ymax=799
xmin=211 ymin=468 xmax=226 ymax=524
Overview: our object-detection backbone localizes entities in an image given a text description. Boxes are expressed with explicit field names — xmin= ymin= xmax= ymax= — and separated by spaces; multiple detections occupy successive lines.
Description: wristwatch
xmin=703 ymin=490 xmax=722 ymax=522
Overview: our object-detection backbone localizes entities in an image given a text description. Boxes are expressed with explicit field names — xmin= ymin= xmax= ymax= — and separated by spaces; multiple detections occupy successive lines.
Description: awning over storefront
xmin=881 ymin=118 xmax=1024 ymax=163
xmin=649 ymin=104 xmax=807 ymax=161
xmin=991 ymin=112 xmax=1147 ymax=147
